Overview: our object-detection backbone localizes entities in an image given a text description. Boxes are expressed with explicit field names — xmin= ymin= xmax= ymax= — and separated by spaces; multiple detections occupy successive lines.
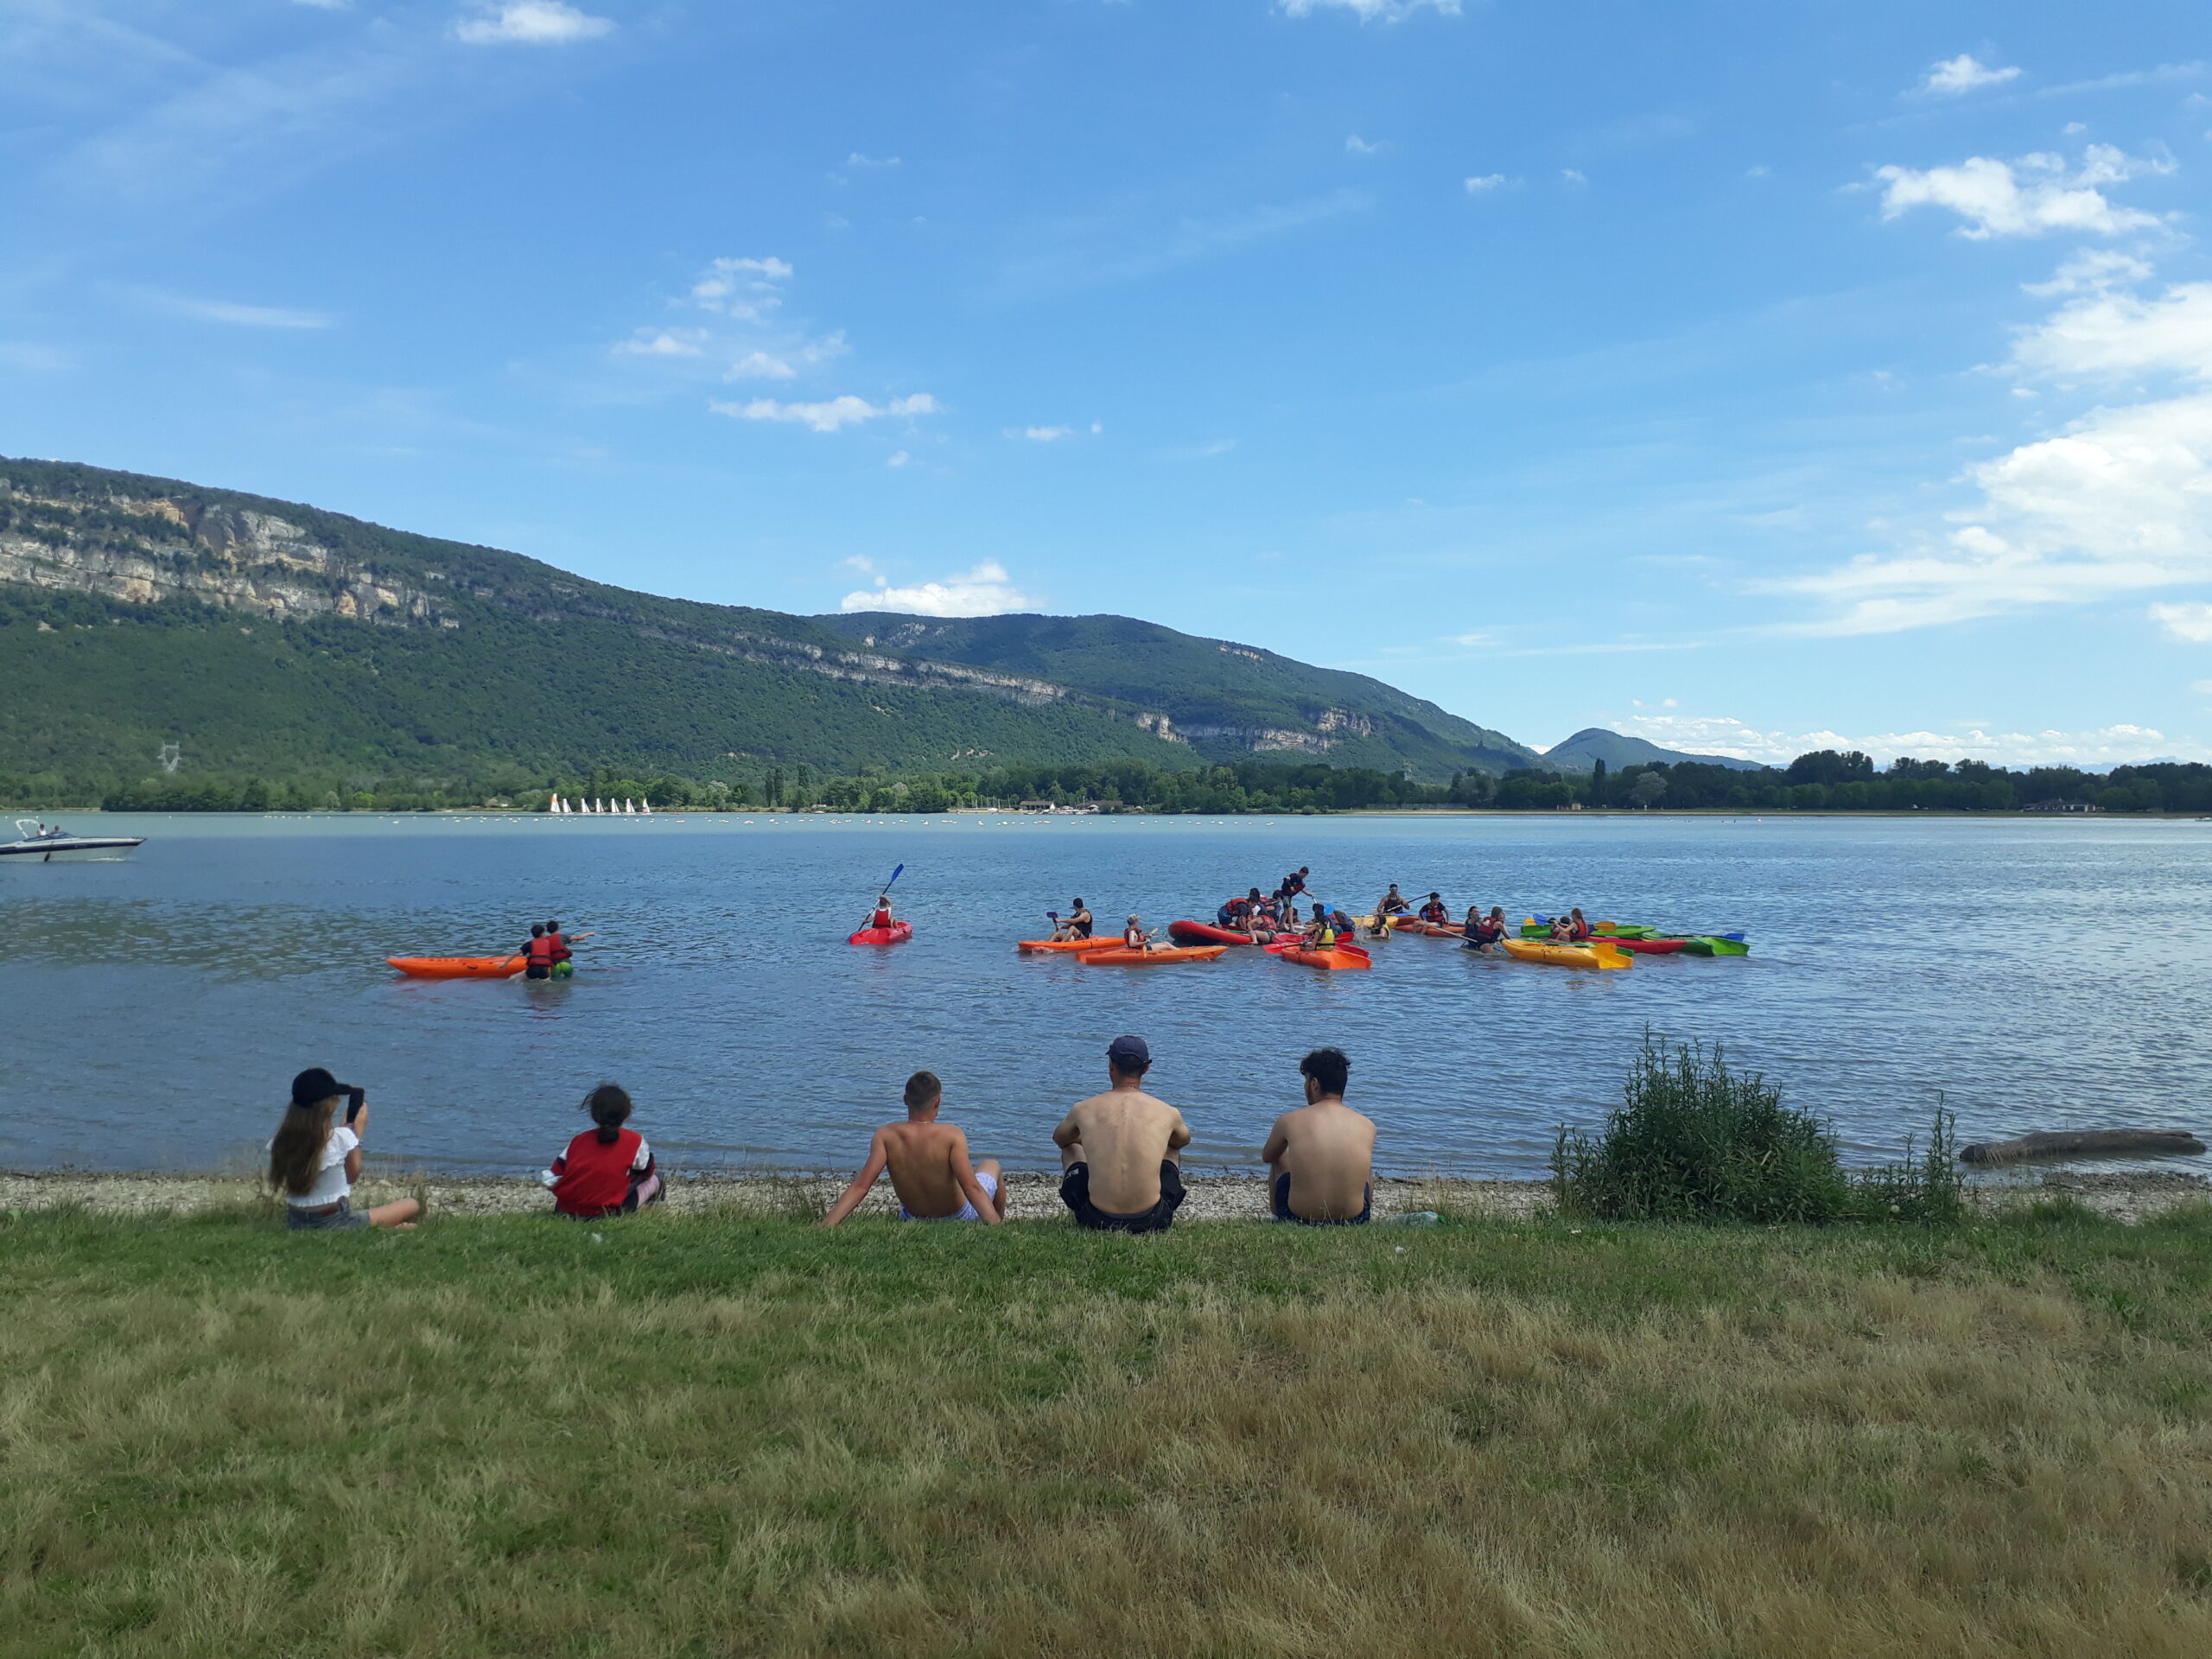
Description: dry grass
xmin=2 ymin=1205 xmax=2209 ymax=1656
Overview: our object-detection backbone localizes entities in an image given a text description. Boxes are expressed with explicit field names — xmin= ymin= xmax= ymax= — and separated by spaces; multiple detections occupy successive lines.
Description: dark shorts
xmin=287 ymin=1197 xmax=369 ymax=1231
xmin=524 ymin=963 xmax=550 ymax=979
xmin=1272 ymin=1173 xmax=1371 ymax=1226
xmin=1061 ymin=1160 xmax=1185 ymax=1233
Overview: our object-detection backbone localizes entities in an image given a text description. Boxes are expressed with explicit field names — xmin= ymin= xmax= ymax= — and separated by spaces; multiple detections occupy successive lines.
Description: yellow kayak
xmin=1498 ymin=939 xmax=1634 ymax=970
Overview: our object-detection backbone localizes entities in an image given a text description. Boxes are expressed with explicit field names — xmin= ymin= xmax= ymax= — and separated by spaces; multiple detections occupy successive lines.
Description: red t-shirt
xmin=550 ymin=1128 xmax=650 ymax=1216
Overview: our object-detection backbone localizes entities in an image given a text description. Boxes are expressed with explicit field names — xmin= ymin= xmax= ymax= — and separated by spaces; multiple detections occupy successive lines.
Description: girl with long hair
xmin=267 ymin=1068 xmax=422 ymax=1230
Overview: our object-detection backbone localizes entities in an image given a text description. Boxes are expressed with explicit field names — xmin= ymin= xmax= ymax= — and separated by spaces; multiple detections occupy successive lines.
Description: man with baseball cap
xmin=1052 ymin=1034 xmax=1191 ymax=1232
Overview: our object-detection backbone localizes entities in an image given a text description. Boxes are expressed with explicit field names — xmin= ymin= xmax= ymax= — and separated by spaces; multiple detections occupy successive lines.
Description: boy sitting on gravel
xmin=820 ymin=1071 xmax=1007 ymax=1225
xmin=1262 ymin=1047 xmax=1375 ymax=1225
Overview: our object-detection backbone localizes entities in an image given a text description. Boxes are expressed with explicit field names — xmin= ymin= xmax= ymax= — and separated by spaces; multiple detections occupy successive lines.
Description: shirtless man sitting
xmin=1053 ymin=1034 xmax=1191 ymax=1233
xmin=820 ymin=1071 xmax=1007 ymax=1225
xmin=1262 ymin=1047 xmax=1376 ymax=1225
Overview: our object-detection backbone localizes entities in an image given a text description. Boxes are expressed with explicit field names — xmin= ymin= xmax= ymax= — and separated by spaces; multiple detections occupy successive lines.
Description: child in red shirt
xmin=543 ymin=1084 xmax=664 ymax=1218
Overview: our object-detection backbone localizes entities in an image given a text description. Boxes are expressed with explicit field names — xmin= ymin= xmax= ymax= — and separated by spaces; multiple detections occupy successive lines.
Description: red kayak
xmin=848 ymin=922 xmax=913 ymax=946
xmin=1166 ymin=919 xmax=1269 ymax=946
xmin=1605 ymin=937 xmax=1688 ymax=955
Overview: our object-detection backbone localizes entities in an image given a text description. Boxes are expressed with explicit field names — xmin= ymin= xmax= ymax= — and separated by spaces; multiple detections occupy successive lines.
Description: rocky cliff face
xmin=0 ymin=482 xmax=460 ymax=627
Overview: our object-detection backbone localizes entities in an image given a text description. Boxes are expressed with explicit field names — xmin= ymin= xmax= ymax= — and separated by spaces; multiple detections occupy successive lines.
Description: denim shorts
xmin=287 ymin=1198 xmax=369 ymax=1231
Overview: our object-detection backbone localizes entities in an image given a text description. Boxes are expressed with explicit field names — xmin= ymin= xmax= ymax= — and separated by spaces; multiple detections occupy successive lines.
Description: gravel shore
xmin=4 ymin=1166 xmax=2205 ymax=1224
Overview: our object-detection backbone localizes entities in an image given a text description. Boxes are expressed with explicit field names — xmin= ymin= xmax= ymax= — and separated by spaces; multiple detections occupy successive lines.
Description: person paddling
xmin=1376 ymin=883 xmax=1410 ymax=918
xmin=1066 ymin=898 xmax=1093 ymax=939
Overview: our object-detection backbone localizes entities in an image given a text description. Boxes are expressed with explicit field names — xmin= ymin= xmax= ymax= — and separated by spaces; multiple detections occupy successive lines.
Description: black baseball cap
xmin=1106 ymin=1034 xmax=1151 ymax=1069
xmin=291 ymin=1066 xmax=341 ymax=1107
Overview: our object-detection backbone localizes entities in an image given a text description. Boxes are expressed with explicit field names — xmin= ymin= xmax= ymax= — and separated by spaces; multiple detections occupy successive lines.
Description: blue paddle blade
xmin=887 ymin=863 xmax=905 ymax=885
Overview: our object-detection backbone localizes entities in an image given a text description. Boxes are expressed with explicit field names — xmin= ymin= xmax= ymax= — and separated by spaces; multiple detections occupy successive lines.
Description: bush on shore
xmin=1552 ymin=1036 xmax=1963 ymax=1224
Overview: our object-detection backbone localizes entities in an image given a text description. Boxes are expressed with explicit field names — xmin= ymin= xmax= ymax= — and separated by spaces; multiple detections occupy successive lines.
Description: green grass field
xmin=4 ymin=1202 xmax=2210 ymax=1657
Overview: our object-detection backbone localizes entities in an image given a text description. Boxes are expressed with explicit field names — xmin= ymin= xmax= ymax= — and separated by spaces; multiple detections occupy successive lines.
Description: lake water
xmin=3 ymin=812 xmax=2208 ymax=1179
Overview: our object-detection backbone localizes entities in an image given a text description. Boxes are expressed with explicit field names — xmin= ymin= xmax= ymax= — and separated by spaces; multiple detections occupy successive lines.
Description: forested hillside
xmin=823 ymin=612 xmax=1538 ymax=778
xmin=2 ymin=458 xmax=1537 ymax=805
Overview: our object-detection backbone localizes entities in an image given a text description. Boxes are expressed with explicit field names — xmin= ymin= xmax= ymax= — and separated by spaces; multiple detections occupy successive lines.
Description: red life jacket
xmin=1567 ymin=918 xmax=1591 ymax=941
xmin=550 ymin=1128 xmax=644 ymax=1216
xmin=1421 ymin=902 xmax=1447 ymax=923
xmin=545 ymin=931 xmax=571 ymax=963
xmin=872 ymin=908 xmax=893 ymax=928
xmin=525 ymin=934 xmax=556 ymax=966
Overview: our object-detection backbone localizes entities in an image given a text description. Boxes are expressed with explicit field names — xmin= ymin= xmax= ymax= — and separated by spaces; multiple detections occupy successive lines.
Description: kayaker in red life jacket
xmin=1565 ymin=908 xmax=1592 ymax=942
xmin=523 ymin=924 xmax=556 ymax=980
xmin=543 ymin=919 xmax=575 ymax=970
xmin=1465 ymin=906 xmax=1508 ymax=950
xmin=870 ymin=895 xmax=895 ymax=929
xmin=1419 ymin=892 xmax=1450 ymax=925
xmin=1122 ymin=913 xmax=1151 ymax=950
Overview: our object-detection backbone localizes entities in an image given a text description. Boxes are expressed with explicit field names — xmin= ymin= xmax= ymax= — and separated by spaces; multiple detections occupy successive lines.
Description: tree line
xmin=13 ymin=747 xmax=2204 ymax=816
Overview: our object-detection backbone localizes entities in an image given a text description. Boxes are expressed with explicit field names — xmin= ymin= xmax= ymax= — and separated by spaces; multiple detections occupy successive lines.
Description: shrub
xmin=1554 ymin=1038 xmax=1965 ymax=1226
xmin=1553 ymin=1038 xmax=1847 ymax=1224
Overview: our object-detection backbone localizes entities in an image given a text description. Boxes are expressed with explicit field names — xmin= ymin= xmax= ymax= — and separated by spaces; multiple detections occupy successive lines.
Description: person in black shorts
xmin=1052 ymin=1034 xmax=1191 ymax=1233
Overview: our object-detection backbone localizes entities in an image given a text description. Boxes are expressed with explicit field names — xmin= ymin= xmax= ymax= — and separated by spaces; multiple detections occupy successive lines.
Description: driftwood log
xmin=1958 ymin=1129 xmax=2208 ymax=1166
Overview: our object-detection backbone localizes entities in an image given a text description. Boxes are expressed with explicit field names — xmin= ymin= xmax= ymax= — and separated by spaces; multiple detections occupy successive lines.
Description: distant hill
xmin=821 ymin=613 xmax=1540 ymax=779
xmin=1541 ymin=728 xmax=1769 ymax=773
xmin=0 ymin=457 xmax=1539 ymax=793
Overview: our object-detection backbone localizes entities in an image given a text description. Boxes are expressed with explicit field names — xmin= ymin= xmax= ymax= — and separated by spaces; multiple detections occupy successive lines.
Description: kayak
xmin=1079 ymin=945 xmax=1228 ymax=966
xmin=1390 ymin=918 xmax=1459 ymax=938
xmin=388 ymin=955 xmax=525 ymax=980
xmin=848 ymin=922 xmax=913 ymax=946
xmin=1017 ymin=937 xmax=1120 ymax=953
xmin=1167 ymin=919 xmax=1268 ymax=946
xmin=1498 ymin=940 xmax=1633 ymax=970
xmin=1605 ymin=937 xmax=1688 ymax=955
xmin=1280 ymin=946 xmax=1372 ymax=971
xmin=1681 ymin=936 xmax=1750 ymax=957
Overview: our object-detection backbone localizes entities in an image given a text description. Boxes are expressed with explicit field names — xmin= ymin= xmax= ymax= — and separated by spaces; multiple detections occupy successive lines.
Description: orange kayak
xmin=1281 ymin=947 xmax=1372 ymax=970
xmin=1017 ymin=937 xmax=1121 ymax=953
xmin=1079 ymin=945 xmax=1228 ymax=965
xmin=1390 ymin=918 xmax=1460 ymax=938
xmin=388 ymin=955 xmax=524 ymax=980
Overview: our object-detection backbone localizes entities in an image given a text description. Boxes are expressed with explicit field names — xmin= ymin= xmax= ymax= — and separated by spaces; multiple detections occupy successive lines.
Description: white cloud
xmin=615 ymin=327 xmax=706 ymax=358
xmin=2191 ymin=677 xmax=2212 ymax=695
xmin=1777 ymin=261 xmax=2212 ymax=634
xmin=690 ymin=256 xmax=792 ymax=312
xmin=839 ymin=560 xmax=1039 ymax=617
xmin=2021 ymin=248 xmax=2155 ymax=296
xmin=1280 ymin=0 xmax=1460 ymax=19
xmin=2152 ymin=601 xmax=2212 ymax=641
xmin=1345 ymin=135 xmax=1383 ymax=156
xmin=886 ymin=451 xmax=911 ymax=467
xmin=136 ymin=289 xmax=330 ymax=328
xmin=729 ymin=351 xmax=797 ymax=379
xmin=291 ymin=0 xmax=354 ymax=10
xmin=1609 ymin=713 xmax=2198 ymax=768
xmin=844 ymin=152 xmax=901 ymax=168
xmin=1921 ymin=54 xmax=2022 ymax=96
xmin=2008 ymin=280 xmax=2212 ymax=378
xmin=1560 ymin=168 xmax=1587 ymax=184
xmin=1018 ymin=425 xmax=1072 ymax=441
xmin=454 ymin=3 xmax=614 ymax=46
xmin=1874 ymin=146 xmax=2171 ymax=239
xmin=711 ymin=392 xmax=938 ymax=434
xmin=1463 ymin=173 xmax=1506 ymax=193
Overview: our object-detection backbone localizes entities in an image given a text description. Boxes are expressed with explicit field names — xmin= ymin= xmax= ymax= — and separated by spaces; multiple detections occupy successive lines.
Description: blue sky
xmin=4 ymin=2 xmax=2210 ymax=766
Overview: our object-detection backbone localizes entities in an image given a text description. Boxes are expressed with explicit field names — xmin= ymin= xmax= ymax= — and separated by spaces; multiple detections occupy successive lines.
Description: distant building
xmin=2022 ymin=800 xmax=2103 ymax=814
xmin=1018 ymin=800 xmax=1057 ymax=813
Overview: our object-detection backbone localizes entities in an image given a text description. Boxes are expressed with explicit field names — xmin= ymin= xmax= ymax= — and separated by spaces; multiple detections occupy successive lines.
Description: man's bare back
xmin=1263 ymin=1049 xmax=1375 ymax=1224
xmin=1054 ymin=1037 xmax=1192 ymax=1231
xmin=821 ymin=1073 xmax=1005 ymax=1225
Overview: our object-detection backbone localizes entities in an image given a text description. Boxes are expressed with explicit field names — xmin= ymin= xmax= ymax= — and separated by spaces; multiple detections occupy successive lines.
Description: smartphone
xmin=344 ymin=1086 xmax=365 ymax=1124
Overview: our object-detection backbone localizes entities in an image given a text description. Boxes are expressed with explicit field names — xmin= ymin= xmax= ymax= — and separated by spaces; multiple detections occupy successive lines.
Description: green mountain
xmin=821 ymin=613 xmax=1539 ymax=778
xmin=1541 ymin=728 xmax=1767 ymax=773
xmin=0 ymin=456 xmax=1537 ymax=798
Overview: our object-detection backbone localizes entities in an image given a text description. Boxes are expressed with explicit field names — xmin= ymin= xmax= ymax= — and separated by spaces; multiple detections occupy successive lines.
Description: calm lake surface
xmin=3 ymin=812 xmax=2208 ymax=1179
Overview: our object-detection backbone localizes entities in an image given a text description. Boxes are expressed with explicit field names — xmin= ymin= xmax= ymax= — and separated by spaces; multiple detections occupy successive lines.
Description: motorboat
xmin=0 ymin=818 xmax=146 ymax=861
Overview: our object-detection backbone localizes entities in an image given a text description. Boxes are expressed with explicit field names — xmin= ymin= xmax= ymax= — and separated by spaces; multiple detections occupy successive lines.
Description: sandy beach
xmin=5 ymin=1166 xmax=2205 ymax=1224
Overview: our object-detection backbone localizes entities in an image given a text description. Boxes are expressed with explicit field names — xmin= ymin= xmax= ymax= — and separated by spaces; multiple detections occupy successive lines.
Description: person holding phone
xmin=267 ymin=1068 xmax=422 ymax=1231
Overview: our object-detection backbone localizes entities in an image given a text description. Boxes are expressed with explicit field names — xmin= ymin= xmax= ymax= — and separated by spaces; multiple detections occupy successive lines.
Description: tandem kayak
xmin=1017 ymin=937 xmax=1120 ymax=953
xmin=388 ymin=956 xmax=525 ymax=980
xmin=1280 ymin=945 xmax=1372 ymax=970
xmin=849 ymin=922 xmax=914 ymax=946
xmin=1079 ymin=945 xmax=1228 ymax=966
xmin=1497 ymin=940 xmax=1633 ymax=970
xmin=1166 ymin=920 xmax=1272 ymax=946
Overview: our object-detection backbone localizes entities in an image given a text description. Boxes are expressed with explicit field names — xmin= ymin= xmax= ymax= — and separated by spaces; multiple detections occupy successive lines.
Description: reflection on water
xmin=3 ymin=812 xmax=2207 ymax=1178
